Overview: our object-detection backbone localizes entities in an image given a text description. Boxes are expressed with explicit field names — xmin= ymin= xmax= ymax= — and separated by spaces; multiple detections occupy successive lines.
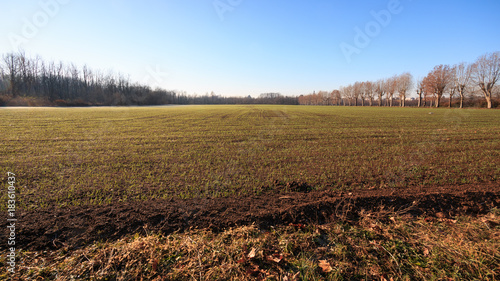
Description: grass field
xmin=1 ymin=105 xmax=500 ymax=280
xmin=1 ymin=105 xmax=499 ymax=210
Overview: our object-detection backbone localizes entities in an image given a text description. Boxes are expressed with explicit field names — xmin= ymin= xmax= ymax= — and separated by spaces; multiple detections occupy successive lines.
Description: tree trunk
xmin=435 ymin=94 xmax=441 ymax=108
xmin=486 ymin=95 xmax=492 ymax=109
xmin=459 ymin=94 xmax=464 ymax=109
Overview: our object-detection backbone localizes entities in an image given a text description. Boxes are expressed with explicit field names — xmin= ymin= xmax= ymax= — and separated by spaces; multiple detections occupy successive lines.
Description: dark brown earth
xmin=2 ymin=183 xmax=499 ymax=251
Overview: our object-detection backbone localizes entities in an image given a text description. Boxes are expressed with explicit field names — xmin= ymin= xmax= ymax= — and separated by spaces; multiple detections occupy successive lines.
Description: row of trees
xmin=299 ymin=52 xmax=500 ymax=108
xmin=1 ymin=51 xmax=498 ymax=108
xmin=418 ymin=53 xmax=499 ymax=109
xmin=0 ymin=52 xmax=298 ymax=106
xmin=0 ymin=51 xmax=181 ymax=106
xmin=298 ymin=73 xmax=417 ymax=107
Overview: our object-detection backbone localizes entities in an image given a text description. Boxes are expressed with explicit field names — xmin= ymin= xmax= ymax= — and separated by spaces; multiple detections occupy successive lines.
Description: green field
xmin=2 ymin=105 xmax=500 ymax=280
xmin=1 ymin=105 xmax=499 ymax=210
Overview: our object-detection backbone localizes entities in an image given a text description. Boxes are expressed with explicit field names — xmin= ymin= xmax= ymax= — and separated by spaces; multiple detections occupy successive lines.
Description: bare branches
xmin=396 ymin=72 xmax=413 ymax=107
xmin=415 ymin=78 xmax=424 ymax=107
xmin=386 ymin=75 xmax=398 ymax=107
xmin=375 ymin=79 xmax=385 ymax=106
xmin=453 ymin=62 xmax=473 ymax=108
xmin=422 ymin=65 xmax=453 ymax=108
xmin=472 ymin=52 xmax=500 ymax=108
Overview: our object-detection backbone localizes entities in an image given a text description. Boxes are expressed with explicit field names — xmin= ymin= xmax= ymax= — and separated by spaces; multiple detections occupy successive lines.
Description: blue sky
xmin=1 ymin=0 xmax=499 ymax=97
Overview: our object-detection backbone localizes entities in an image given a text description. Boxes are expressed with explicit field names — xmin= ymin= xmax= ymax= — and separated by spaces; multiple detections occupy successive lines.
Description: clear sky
xmin=1 ymin=0 xmax=499 ymax=97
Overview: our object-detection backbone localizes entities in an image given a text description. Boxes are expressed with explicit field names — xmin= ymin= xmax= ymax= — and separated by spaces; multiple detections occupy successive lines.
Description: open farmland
xmin=1 ymin=105 xmax=500 ymax=280
xmin=1 ymin=105 xmax=499 ymax=210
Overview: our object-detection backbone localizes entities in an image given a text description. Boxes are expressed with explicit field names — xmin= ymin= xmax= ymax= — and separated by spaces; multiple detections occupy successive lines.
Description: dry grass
xmin=3 ymin=209 xmax=499 ymax=280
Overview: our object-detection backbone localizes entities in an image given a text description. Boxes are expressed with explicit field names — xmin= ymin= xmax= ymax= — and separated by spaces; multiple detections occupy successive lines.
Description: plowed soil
xmin=2 ymin=183 xmax=499 ymax=251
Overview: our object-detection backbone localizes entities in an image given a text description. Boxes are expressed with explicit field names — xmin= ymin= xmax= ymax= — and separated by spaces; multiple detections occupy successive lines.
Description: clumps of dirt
xmin=1 ymin=183 xmax=499 ymax=251
xmin=267 ymin=180 xmax=313 ymax=193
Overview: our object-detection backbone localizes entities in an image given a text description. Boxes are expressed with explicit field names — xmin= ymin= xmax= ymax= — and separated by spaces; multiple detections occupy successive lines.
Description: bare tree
xmin=386 ymin=76 xmax=397 ymax=107
xmin=423 ymin=64 xmax=453 ymax=108
xmin=0 ymin=64 xmax=6 ymax=94
xmin=331 ymin=89 xmax=341 ymax=105
xmin=342 ymin=84 xmax=355 ymax=106
xmin=353 ymin=82 xmax=362 ymax=106
xmin=375 ymin=79 xmax=385 ymax=106
xmin=365 ymin=81 xmax=375 ymax=106
xmin=358 ymin=82 xmax=366 ymax=106
xmin=338 ymin=87 xmax=345 ymax=106
xmin=472 ymin=52 xmax=500 ymax=109
xmin=322 ymin=91 xmax=331 ymax=105
xmin=452 ymin=62 xmax=474 ymax=109
xmin=421 ymin=75 xmax=433 ymax=107
xmin=396 ymin=72 xmax=413 ymax=107
xmin=416 ymin=78 xmax=424 ymax=107
xmin=448 ymin=84 xmax=456 ymax=107
xmin=2 ymin=53 xmax=19 ymax=97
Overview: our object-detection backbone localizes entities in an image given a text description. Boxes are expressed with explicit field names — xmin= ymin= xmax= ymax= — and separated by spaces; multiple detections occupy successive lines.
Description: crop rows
xmin=1 ymin=105 xmax=499 ymax=210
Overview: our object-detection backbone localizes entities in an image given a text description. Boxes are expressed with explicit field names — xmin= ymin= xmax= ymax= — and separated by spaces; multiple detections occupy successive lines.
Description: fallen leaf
xmin=248 ymin=247 xmax=256 ymax=259
xmin=318 ymin=259 xmax=333 ymax=273
xmin=266 ymin=253 xmax=283 ymax=263
xmin=423 ymin=248 xmax=430 ymax=257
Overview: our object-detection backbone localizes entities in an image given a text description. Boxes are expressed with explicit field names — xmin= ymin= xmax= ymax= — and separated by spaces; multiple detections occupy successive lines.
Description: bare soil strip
xmin=2 ymin=183 xmax=499 ymax=251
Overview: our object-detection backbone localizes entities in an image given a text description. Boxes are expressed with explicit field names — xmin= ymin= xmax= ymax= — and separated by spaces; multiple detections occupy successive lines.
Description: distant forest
xmin=1 ymin=51 xmax=498 ymax=107
xmin=0 ymin=52 xmax=298 ymax=106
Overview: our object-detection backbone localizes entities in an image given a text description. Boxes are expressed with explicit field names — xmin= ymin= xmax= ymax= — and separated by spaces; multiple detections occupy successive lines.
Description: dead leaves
xmin=247 ymin=247 xmax=257 ymax=259
xmin=266 ymin=253 xmax=283 ymax=263
xmin=423 ymin=247 xmax=430 ymax=257
xmin=241 ymin=246 xmax=284 ymax=264
xmin=239 ymin=246 xmax=293 ymax=280
xmin=318 ymin=259 xmax=333 ymax=273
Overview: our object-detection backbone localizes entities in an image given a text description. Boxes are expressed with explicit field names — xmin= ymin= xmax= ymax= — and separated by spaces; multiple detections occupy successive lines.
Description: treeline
xmin=299 ymin=52 xmax=500 ymax=108
xmin=2 ymin=51 xmax=498 ymax=108
xmin=0 ymin=52 xmax=298 ymax=106
xmin=189 ymin=93 xmax=298 ymax=105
